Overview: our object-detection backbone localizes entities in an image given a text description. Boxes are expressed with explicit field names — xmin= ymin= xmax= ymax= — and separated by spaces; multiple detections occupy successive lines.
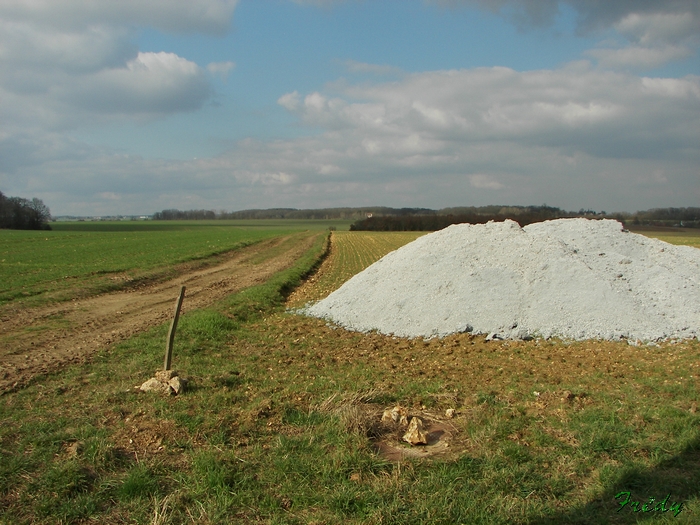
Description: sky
xmin=0 ymin=0 xmax=698 ymax=216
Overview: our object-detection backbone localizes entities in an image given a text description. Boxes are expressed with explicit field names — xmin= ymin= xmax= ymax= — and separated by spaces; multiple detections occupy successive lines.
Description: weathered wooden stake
xmin=164 ymin=286 xmax=186 ymax=371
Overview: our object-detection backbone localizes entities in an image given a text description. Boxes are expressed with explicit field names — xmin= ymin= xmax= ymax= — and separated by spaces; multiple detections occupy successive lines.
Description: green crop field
xmin=51 ymin=218 xmax=355 ymax=233
xmin=0 ymin=220 xmax=346 ymax=308
xmin=633 ymin=228 xmax=700 ymax=248
xmin=290 ymin=231 xmax=427 ymax=304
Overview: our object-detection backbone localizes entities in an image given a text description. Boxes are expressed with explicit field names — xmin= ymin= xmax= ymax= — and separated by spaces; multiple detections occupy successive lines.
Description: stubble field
xmin=0 ymin=223 xmax=699 ymax=524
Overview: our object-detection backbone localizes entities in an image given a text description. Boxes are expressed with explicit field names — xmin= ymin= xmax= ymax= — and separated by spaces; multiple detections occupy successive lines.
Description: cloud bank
xmin=0 ymin=0 xmax=698 ymax=215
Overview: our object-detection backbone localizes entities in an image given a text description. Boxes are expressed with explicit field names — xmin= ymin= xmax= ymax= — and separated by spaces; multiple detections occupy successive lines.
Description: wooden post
xmin=164 ymin=286 xmax=185 ymax=371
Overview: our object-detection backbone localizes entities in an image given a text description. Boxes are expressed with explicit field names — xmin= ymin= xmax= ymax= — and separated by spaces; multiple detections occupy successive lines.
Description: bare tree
xmin=30 ymin=198 xmax=52 ymax=224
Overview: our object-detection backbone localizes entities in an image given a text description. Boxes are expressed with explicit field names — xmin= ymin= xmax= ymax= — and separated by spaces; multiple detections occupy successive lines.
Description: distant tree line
xmin=350 ymin=206 xmax=700 ymax=231
xmin=0 ymin=191 xmax=52 ymax=230
xmin=350 ymin=205 xmax=574 ymax=231
xmin=218 ymin=207 xmax=436 ymax=220
xmin=153 ymin=206 xmax=436 ymax=221
xmin=626 ymin=207 xmax=700 ymax=228
xmin=151 ymin=205 xmax=699 ymax=230
xmin=152 ymin=209 xmax=216 ymax=220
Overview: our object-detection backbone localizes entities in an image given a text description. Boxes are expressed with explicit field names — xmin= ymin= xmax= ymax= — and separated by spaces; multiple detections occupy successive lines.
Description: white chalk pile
xmin=303 ymin=219 xmax=699 ymax=341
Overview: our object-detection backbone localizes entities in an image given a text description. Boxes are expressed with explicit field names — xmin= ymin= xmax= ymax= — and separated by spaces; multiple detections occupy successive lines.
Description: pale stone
xmin=139 ymin=377 xmax=170 ymax=394
xmin=382 ymin=406 xmax=408 ymax=426
xmin=403 ymin=417 xmax=428 ymax=446
xmin=445 ymin=408 xmax=456 ymax=419
xmin=168 ymin=376 xmax=186 ymax=395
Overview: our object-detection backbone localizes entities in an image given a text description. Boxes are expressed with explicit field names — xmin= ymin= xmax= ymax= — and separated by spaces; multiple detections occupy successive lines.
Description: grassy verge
xmin=1 ymin=230 xmax=699 ymax=524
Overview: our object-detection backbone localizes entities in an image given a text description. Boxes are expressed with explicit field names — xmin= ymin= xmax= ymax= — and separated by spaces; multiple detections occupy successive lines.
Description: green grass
xmin=289 ymin=231 xmax=426 ymax=304
xmin=0 ymin=221 xmax=336 ymax=308
xmin=51 ymin=218 xmax=354 ymax=232
xmin=2 ymin=323 xmax=698 ymax=521
xmin=630 ymin=227 xmax=700 ymax=248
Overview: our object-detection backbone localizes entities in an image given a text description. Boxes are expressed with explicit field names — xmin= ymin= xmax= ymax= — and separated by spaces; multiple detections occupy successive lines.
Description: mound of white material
xmin=304 ymin=219 xmax=700 ymax=341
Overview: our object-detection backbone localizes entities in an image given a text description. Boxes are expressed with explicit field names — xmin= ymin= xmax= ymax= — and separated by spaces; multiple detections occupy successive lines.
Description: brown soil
xmin=248 ymin=308 xmax=698 ymax=461
xmin=0 ymin=232 xmax=320 ymax=393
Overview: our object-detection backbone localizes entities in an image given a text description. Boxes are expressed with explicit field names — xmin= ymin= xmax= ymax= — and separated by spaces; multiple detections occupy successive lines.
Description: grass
xmin=288 ymin=231 xmax=426 ymax=305
xmin=0 ymin=227 xmax=699 ymax=523
xmin=628 ymin=226 xmax=700 ymax=248
xmin=5 ymin=326 xmax=698 ymax=523
xmin=52 ymin=219 xmax=355 ymax=233
xmin=0 ymin=220 xmax=345 ymax=308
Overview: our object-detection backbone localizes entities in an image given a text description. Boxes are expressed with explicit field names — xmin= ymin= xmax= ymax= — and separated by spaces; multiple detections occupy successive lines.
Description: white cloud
xmin=207 ymin=61 xmax=236 ymax=79
xmin=282 ymin=64 xmax=700 ymax=159
xmin=587 ymin=45 xmax=693 ymax=70
xmin=277 ymin=91 xmax=301 ymax=111
xmin=431 ymin=1 xmax=700 ymax=34
xmin=258 ymin=64 xmax=699 ymax=210
xmin=469 ymin=174 xmax=504 ymax=190
xmin=0 ymin=50 xmax=212 ymax=129
xmin=61 ymin=52 xmax=211 ymax=115
xmin=585 ymin=11 xmax=699 ymax=70
xmin=19 ymin=61 xmax=694 ymax=215
xmin=0 ymin=0 xmax=239 ymax=114
xmin=433 ymin=1 xmax=700 ymax=70
xmin=0 ymin=20 xmax=136 ymax=74
xmin=615 ymin=12 xmax=698 ymax=46
xmin=0 ymin=0 xmax=239 ymax=34
xmin=318 ymin=164 xmax=342 ymax=175
xmin=0 ymin=0 xmax=236 ymax=176
xmin=2 ymin=1 xmax=698 ymax=215
xmin=258 ymin=172 xmax=295 ymax=185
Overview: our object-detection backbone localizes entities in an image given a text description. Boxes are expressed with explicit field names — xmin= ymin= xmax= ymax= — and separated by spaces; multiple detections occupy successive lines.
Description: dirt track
xmin=0 ymin=232 xmax=320 ymax=393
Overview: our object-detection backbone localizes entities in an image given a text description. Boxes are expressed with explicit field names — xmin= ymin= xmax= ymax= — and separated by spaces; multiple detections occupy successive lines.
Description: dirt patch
xmin=314 ymin=391 xmax=463 ymax=461
xmin=373 ymin=414 xmax=457 ymax=461
xmin=0 ymin=232 xmax=320 ymax=393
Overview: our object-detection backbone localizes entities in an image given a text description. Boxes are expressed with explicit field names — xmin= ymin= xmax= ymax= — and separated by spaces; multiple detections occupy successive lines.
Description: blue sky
xmin=0 ymin=0 xmax=698 ymax=216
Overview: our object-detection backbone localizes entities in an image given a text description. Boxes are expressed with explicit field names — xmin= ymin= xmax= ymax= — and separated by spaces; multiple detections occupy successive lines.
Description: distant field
xmin=1 ymin=221 xmax=337 ymax=308
xmin=632 ymin=227 xmax=700 ymax=247
xmin=52 ymin=218 xmax=355 ymax=232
